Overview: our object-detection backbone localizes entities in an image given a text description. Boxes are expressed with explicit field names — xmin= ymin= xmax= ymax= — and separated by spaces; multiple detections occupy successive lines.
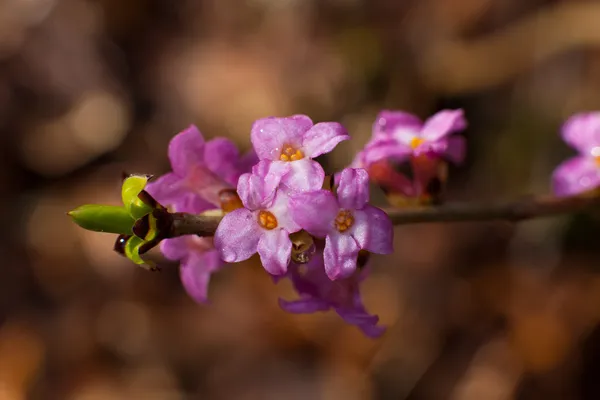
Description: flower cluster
xmin=68 ymin=106 xmax=600 ymax=339
xmin=145 ymin=116 xmax=394 ymax=335
xmin=145 ymin=125 xmax=257 ymax=303
xmin=210 ymin=116 xmax=393 ymax=335
xmin=353 ymin=109 xmax=467 ymax=204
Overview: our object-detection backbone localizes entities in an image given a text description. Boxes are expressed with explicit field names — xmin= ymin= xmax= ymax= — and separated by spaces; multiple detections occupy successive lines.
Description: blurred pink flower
xmin=353 ymin=109 xmax=467 ymax=169
xmin=553 ymin=112 xmax=600 ymax=196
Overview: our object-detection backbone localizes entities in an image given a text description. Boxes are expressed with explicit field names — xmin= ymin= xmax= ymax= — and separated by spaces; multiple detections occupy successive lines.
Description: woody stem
xmin=168 ymin=193 xmax=600 ymax=238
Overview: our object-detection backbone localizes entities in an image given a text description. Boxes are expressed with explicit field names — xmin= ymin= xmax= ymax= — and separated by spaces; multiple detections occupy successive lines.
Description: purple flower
xmin=290 ymin=168 xmax=393 ymax=280
xmin=160 ymin=236 xmax=221 ymax=303
xmin=278 ymin=252 xmax=385 ymax=338
xmin=145 ymin=124 xmax=256 ymax=304
xmin=214 ymin=161 xmax=301 ymax=275
xmin=353 ymin=109 xmax=467 ymax=169
xmin=251 ymin=115 xmax=349 ymax=192
xmin=146 ymin=125 xmax=257 ymax=212
xmin=553 ymin=112 xmax=600 ymax=196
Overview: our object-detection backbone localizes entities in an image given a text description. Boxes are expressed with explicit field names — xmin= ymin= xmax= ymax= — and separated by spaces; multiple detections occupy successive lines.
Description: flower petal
xmin=289 ymin=190 xmax=338 ymax=237
xmin=237 ymin=150 xmax=260 ymax=176
xmin=360 ymin=139 xmax=412 ymax=167
xmin=268 ymin=190 xmax=300 ymax=233
xmin=373 ymin=110 xmax=422 ymax=138
xmin=324 ymin=233 xmax=360 ymax=280
xmin=146 ymin=172 xmax=214 ymax=213
xmin=365 ymin=160 xmax=416 ymax=196
xmin=351 ymin=205 xmax=393 ymax=254
xmin=179 ymin=193 xmax=214 ymax=214
xmin=252 ymin=160 xmax=292 ymax=197
xmin=282 ymin=159 xmax=325 ymax=193
xmin=160 ymin=237 xmax=190 ymax=260
xmin=561 ymin=112 xmax=600 ymax=154
xmin=257 ymin=228 xmax=292 ymax=275
xmin=180 ymin=249 xmax=222 ymax=303
xmin=336 ymin=309 xmax=386 ymax=338
xmin=302 ymin=122 xmax=349 ymax=158
xmin=337 ymin=168 xmax=370 ymax=210
xmin=214 ymin=208 xmax=261 ymax=262
xmin=552 ymin=156 xmax=600 ymax=197
xmin=421 ymin=109 xmax=467 ymax=141
xmin=203 ymin=138 xmax=241 ymax=185
xmin=168 ymin=125 xmax=206 ymax=175
xmin=236 ymin=173 xmax=262 ymax=210
xmin=237 ymin=161 xmax=291 ymax=210
xmin=250 ymin=115 xmax=313 ymax=160
xmin=443 ymin=135 xmax=466 ymax=164
xmin=161 ymin=235 xmax=213 ymax=260
xmin=145 ymin=173 xmax=186 ymax=205
xmin=278 ymin=298 xmax=330 ymax=313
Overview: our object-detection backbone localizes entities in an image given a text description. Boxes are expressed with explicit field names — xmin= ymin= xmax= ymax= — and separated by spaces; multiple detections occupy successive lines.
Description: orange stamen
xmin=409 ymin=137 xmax=425 ymax=149
xmin=279 ymin=145 xmax=304 ymax=161
xmin=334 ymin=210 xmax=354 ymax=232
xmin=258 ymin=210 xmax=278 ymax=230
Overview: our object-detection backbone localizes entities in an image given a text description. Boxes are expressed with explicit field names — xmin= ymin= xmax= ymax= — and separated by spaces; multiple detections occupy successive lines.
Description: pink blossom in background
xmin=552 ymin=112 xmax=600 ymax=196
xmin=353 ymin=109 xmax=467 ymax=169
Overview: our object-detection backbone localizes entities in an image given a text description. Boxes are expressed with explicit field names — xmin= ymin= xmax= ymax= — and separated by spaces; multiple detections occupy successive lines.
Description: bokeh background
xmin=2 ymin=0 xmax=600 ymax=398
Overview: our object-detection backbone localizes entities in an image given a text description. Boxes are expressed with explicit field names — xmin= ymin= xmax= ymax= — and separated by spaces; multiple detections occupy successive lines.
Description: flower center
xmin=334 ymin=209 xmax=354 ymax=232
xmin=258 ymin=210 xmax=278 ymax=230
xmin=279 ymin=145 xmax=304 ymax=162
xmin=409 ymin=137 xmax=425 ymax=149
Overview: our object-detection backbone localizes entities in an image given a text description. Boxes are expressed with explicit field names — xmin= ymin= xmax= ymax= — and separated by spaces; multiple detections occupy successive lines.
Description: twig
xmin=386 ymin=194 xmax=600 ymax=225
xmin=168 ymin=194 xmax=600 ymax=238
xmin=170 ymin=213 xmax=222 ymax=237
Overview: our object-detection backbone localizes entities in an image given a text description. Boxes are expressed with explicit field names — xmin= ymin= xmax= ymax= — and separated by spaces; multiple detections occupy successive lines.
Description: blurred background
xmin=2 ymin=0 xmax=600 ymax=398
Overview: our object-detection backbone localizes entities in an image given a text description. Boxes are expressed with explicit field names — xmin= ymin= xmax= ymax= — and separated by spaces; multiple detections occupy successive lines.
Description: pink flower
xmin=160 ymin=236 xmax=221 ymax=303
xmin=251 ymin=115 xmax=349 ymax=192
xmin=278 ymin=251 xmax=385 ymax=338
xmin=553 ymin=112 xmax=600 ymax=196
xmin=290 ymin=168 xmax=393 ymax=280
xmin=146 ymin=125 xmax=257 ymax=211
xmin=145 ymin=124 xmax=256 ymax=304
xmin=353 ymin=109 xmax=467 ymax=169
xmin=214 ymin=161 xmax=301 ymax=275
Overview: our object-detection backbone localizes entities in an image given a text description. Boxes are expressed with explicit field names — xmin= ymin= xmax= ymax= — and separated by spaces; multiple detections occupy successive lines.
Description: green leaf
xmin=121 ymin=175 xmax=153 ymax=219
xmin=68 ymin=205 xmax=135 ymax=234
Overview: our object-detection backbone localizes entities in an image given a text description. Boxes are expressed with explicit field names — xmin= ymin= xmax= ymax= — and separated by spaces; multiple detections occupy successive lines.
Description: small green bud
xmin=121 ymin=175 xmax=154 ymax=219
xmin=68 ymin=205 xmax=135 ymax=235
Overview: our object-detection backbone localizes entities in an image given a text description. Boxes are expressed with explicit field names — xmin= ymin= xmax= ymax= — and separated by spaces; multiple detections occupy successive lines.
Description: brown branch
xmin=170 ymin=212 xmax=223 ymax=237
xmin=385 ymin=194 xmax=600 ymax=225
xmin=168 ymin=194 xmax=600 ymax=238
